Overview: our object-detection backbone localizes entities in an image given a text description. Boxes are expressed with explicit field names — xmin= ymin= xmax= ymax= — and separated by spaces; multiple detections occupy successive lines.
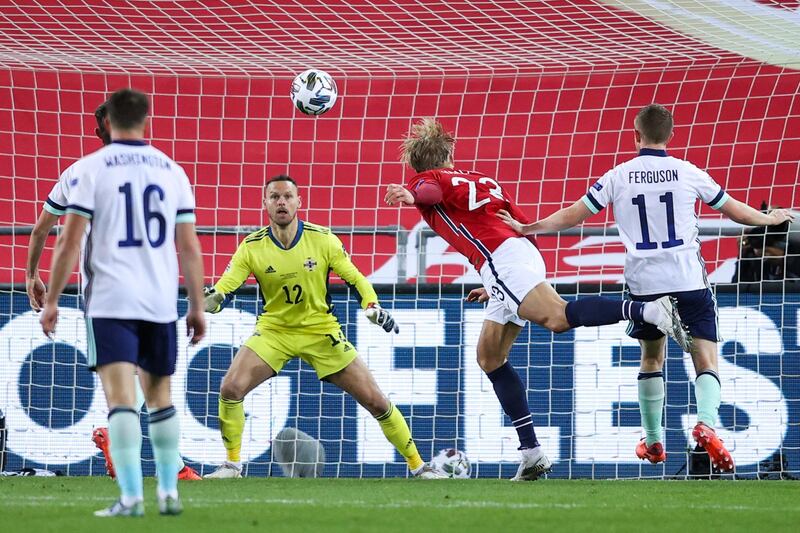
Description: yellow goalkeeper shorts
xmin=243 ymin=326 xmax=358 ymax=379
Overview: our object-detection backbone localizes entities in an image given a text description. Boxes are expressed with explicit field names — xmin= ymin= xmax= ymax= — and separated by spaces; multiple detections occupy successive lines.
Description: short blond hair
xmin=400 ymin=118 xmax=455 ymax=173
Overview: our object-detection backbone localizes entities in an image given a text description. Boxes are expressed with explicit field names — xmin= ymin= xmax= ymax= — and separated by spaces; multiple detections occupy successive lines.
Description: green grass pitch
xmin=0 ymin=477 xmax=797 ymax=532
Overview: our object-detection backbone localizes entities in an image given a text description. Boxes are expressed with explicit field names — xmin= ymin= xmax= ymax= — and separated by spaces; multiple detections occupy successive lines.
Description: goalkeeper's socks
xmin=375 ymin=404 xmax=425 ymax=471
xmin=638 ymin=371 xmax=665 ymax=445
xmin=695 ymin=370 xmax=721 ymax=427
xmin=108 ymin=407 xmax=143 ymax=504
xmin=218 ymin=396 xmax=245 ymax=463
xmin=565 ymin=297 xmax=646 ymax=328
xmin=486 ymin=362 xmax=539 ymax=449
xmin=149 ymin=405 xmax=180 ymax=499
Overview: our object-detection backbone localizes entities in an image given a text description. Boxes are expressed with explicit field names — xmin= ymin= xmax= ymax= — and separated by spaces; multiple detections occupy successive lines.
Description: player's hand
xmin=496 ymin=209 xmax=527 ymax=235
xmin=465 ymin=287 xmax=489 ymax=304
xmin=384 ymin=184 xmax=415 ymax=206
xmin=185 ymin=308 xmax=206 ymax=345
xmin=26 ymin=275 xmax=47 ymax=312
xmin=365 ymin=303 xmax=399 ymax=334
xmin=203 ymin=286 xmax=225 ymax=313
xmin=766 ymin=208 xmax=795 ymax=226
xmin=40 ymin=303 xmax=58 ymax=339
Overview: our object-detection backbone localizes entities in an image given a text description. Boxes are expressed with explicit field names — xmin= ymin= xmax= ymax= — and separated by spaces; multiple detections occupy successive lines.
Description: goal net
xmin=0 ymin=0 xmax=798 ymax=479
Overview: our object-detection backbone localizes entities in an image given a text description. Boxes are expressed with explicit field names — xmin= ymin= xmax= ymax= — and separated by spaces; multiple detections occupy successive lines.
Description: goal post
xmin=0 ymin=1 xmax=798 ymax=479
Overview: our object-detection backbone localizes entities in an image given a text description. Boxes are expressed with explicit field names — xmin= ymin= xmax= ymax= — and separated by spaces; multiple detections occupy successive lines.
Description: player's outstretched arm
xmin=328 ymin=233 xmax=398 ymax=333
xmin=40 ymin=213 xmax=87 ymax=337
xmin=203 ymin=239 xmax=252 ymax=313
xmin=498 ymin=200 xmax=594 ymax=235
xmin=718 ymin=198 xmax=795 ymax=227
xmin=385 ymin=181 xmax=442 ymax=207
xmin=176 ymin=222 xmax=206 ymax=345
xmin=26 ymin=210 xmax=60 ymax=311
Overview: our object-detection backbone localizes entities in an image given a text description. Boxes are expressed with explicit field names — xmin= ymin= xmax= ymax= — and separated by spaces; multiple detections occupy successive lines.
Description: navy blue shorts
xmin=626 ymin=288 xmax=719 ymax=342
xmin=86 ymin=318 xmax=177 ymax=376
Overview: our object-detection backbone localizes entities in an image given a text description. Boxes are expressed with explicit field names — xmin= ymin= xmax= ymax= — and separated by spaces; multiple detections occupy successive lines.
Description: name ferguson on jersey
xmin=628 ymin=169 xmax=678 ymax=184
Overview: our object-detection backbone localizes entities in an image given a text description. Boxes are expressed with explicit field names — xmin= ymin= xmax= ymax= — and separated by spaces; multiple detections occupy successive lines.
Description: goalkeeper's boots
xmin=652 ymin=296 xmax=693 ymax=353
xmin=94 ymin=499 xmax=144 ymax=518
xmin=158 ymin=494 xmax=183 ymax=516
xmin=692 ymin=422 xmax=734 ymax=472
xmin=203 ymin=461 xmax=243 ymax=479
xmin=178 ymin=465 xmax=202 ymax=480
xmin=92 ymin=427 xmax=116 ymax=479
xmin=511 ymin=446 xmax=552 ymax=481
xmin=635 ymin=438 xmax=667 ymax=464
xmin=412 ymin=464 xmax=449 ymax=479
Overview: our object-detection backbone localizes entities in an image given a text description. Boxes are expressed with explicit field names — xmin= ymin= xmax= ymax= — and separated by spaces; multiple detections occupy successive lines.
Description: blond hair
xmin=400 ymin=118 xmax=455 ymax=173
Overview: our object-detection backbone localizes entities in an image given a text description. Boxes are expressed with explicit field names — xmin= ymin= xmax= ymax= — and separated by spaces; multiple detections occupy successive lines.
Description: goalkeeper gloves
xmin=203 ymin=287 xmax=225 ymax=313
xmin=364 ymin=303 xmax=399 ymax=334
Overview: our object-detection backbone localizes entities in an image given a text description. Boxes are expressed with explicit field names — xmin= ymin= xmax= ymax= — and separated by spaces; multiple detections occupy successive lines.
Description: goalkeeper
xmin=203 ymin=175 xmax=444 ymax=479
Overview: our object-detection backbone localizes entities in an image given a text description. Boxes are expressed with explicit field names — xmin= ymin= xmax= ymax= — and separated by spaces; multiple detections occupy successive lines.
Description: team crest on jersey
xmin=303 ymin=257 xmax=317 ymax=272
xmin=592 ymin=181 xmax=603 ymax=191
xmin=265 ymin=265 xmax=276 ymax=274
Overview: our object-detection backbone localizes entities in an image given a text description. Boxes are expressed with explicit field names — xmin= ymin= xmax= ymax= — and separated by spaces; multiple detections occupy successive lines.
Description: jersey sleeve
xmin=43 ymin=167 xmax=72 ymax=216
xmin=691 ymin=166 xmax=730 ymax=210
xmin=581 ymin=169 xmax=615 ymax=214
xmin=406 ymin=174 xmax=444 ymax=207
xmin=175 ymin=167 xmax=197 ymax=224
xmin=64 ymin=164 xmax=95 ymax=220
xmin=213 ymin=239 xmax=252 ymax=295
xmin=328 ymin=233 xmax=378 ymax=309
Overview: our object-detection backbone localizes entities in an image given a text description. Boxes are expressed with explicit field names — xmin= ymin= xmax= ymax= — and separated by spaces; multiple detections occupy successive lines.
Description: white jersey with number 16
xmin=65 ymin=141 xmax=196 ymax=322
xmin=581 ymin=149 xmax=729 ymax=295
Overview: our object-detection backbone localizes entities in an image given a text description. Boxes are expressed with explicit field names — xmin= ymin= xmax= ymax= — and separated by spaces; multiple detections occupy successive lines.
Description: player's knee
xmin=542 ymin=316 xmax=571 ymax=334
xmin=476 ymin=349 xmax=506 ymax=373
xmin=219 ymin=378 xmax=246 ymax=402
xmin=363 ymin=391 xmax=389 ymax=417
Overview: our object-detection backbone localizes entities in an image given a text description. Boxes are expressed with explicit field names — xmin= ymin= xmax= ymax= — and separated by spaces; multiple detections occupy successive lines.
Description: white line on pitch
xmin=1 ymin=495 xmax=796 ymax=513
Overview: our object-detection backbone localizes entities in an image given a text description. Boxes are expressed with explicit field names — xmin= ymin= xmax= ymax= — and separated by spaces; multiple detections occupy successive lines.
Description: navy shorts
xmin=626 ymin=288 xmax=719 ymax=342
xmin=86 ymin=318 xmax=177 ymax=376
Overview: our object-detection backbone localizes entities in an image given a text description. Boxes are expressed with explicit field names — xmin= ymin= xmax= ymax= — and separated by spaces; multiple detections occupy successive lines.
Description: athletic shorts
xmin=85 ymin=318 xmax=177 ymax=376
xmin=479 ymin=237 xmax=547 ymax=327
xmin=243 ymin=325 xmax=358 ymax=380
xmin=626 ymin=288 xmax=720 ymax=342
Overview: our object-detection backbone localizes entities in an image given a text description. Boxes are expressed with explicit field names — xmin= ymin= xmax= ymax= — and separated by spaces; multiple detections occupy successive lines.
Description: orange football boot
xmin=635 ymin=438 xmax=667 ymax=464
xmin=92 ymin=427 xmax=116 ymax=478
xmin=692 ymin=422 xmax=734 ymax=472
xmin=178 ymin=465 xmax=202 ymax=480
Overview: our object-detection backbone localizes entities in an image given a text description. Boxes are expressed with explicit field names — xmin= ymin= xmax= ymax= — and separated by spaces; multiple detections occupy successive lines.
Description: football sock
xmin=107 ymin=407 xmax=143 ymax=505
xmin=695 ymin=370 xmax=721 ymax=427
xmin=565 ymin=297 xmax=646 ymax=328
xmin=638 ymin=371 xmax=665 ymax=445
xmin=218 ymin=396 xmax=245 ymax=463
xmin=149 ymin=405 xmax=180 ymax=499
xmin=486 ymin=361 xmax=539 ymax=449
xmin=375 ymin=403 xmax=424 ymax=471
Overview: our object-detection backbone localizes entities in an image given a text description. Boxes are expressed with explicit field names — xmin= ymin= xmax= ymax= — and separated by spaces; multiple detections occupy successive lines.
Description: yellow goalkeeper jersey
xmin=213 ymin=220 xmax=378 ymax=333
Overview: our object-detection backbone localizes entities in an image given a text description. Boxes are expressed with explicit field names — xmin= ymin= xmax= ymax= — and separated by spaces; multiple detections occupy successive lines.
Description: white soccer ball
xmin=290 ymin=69 xmax=338 ymax=115
xmin=430 ymin=448 xmax=471 ymax=479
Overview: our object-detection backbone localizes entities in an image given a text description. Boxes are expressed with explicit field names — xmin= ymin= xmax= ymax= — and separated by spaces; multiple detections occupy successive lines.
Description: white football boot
xmin=158 ymin=494 xmax=183 ymax=516
xmin=510 ymin=446 xmax=552 ymax=481
xmin=203 ymin=461 xmax=242 ymax=479
xmin=651 ymin=296 xmax=693 ymax=353
xmin=94 ymin=499 xmax=144 ymax=517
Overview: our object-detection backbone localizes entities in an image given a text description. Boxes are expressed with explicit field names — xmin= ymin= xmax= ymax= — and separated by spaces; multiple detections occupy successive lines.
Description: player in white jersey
xmin=26 ymin=102 xmax=201 ymax=481
xmin=499 ymin=103 xmax=794 ymax=473
xmin=40 ymin=89 xmax=206 ymax=517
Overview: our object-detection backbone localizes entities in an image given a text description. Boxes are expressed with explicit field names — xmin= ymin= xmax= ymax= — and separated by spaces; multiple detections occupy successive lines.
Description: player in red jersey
xmin=385 ymin=118 xmax=688 ymax=480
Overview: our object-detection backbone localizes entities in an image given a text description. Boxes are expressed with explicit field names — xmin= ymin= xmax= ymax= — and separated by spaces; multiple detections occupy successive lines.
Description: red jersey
xmin=407 ymin=168 xmax=535 ymax=271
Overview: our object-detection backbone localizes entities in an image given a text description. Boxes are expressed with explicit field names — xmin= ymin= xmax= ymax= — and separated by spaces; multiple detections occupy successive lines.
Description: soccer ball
xmin=430 ymin=448 xmax=471 ymax=479
xmin=290 ymin=69 xmax=338 ymax=115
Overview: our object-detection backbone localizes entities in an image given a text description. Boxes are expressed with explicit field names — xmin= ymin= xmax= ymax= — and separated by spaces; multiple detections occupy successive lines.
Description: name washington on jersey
xmin=104 ymin=152 xmax=172 ymax=169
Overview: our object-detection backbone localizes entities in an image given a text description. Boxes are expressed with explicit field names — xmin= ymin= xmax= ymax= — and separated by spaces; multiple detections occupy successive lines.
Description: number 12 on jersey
xmin=631 ymin=192 xmax=684 ymax=250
